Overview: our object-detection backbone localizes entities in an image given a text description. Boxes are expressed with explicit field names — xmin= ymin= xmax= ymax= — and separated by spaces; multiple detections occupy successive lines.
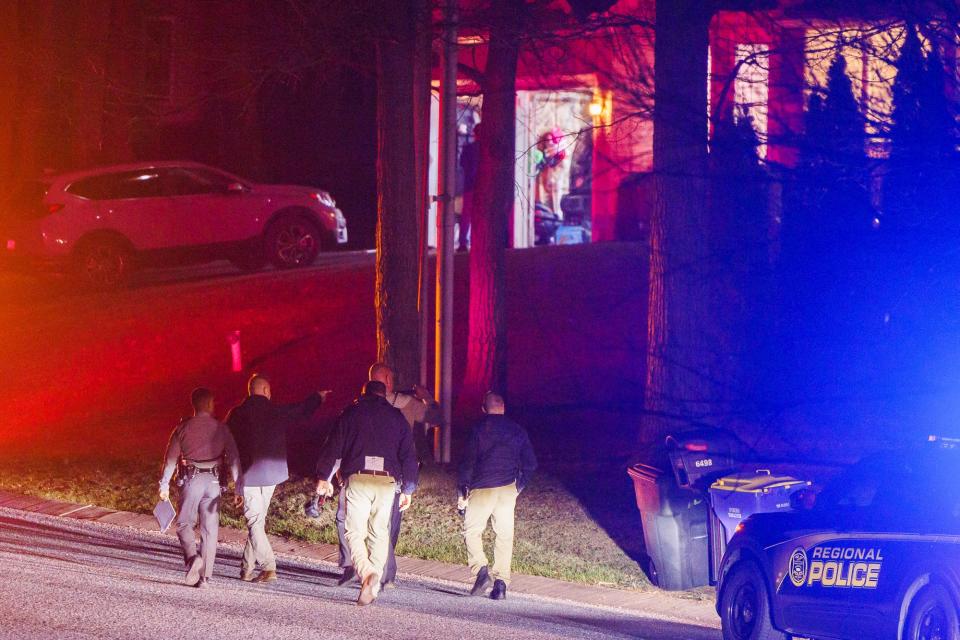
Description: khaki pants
xmin=242 ymin=485 xmax=277 ymax=573
xmin=176 ymin=472 xmax=221 ymax=579
xmin=463 ymin=482 xmax=518 ymax=585
xmin=344 ymin=474 xmax=396 ymax=588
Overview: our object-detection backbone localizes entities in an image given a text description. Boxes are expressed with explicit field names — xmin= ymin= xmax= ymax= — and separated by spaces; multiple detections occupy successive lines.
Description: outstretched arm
xmin=277 ymin=391 xmax=326 ymax=419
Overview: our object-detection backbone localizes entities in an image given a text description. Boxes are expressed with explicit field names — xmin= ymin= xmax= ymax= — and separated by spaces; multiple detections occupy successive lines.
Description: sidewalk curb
xmin=0 ymin=489 xmax=718 ymax=628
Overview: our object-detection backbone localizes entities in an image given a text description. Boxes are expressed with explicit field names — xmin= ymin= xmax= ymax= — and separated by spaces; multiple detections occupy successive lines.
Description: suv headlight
xmin=312 ymin=191 xmax=335 ymax=208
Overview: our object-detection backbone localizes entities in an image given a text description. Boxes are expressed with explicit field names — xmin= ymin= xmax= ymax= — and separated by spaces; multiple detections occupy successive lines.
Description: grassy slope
xmin=0 ymin=243 xmax=652 ymax=589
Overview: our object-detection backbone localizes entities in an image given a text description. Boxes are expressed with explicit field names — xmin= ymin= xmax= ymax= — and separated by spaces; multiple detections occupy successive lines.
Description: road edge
xmin=0 ymin=489 xmax=718 ymax=628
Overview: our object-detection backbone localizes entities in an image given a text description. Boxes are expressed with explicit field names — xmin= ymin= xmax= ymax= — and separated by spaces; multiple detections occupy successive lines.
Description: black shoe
xmin=470 ymin=566 xmax=491 ymax=596
xmin=338 ymin=566 xmax=358 ymax=586
xmin=490 ymin=579 xmax=507 ymax=600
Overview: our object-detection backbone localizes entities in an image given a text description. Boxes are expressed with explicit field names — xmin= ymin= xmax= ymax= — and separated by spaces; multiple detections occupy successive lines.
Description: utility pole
xmin=435 ymin=0 xmax=457 ymax=464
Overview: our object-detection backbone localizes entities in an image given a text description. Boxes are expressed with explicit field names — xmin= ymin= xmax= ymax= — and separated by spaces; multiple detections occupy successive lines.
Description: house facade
xmin=429 ymin=0 xmax=960 ymax=249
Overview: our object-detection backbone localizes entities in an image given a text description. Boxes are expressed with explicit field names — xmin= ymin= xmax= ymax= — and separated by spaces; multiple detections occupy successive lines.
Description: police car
xmin=717 ymin=438 xmax=960 ymax=640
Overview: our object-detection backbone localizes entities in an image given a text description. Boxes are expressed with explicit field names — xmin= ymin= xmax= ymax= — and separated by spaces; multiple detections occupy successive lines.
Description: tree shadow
xmin=512 ymin=405 xmax=649 ymax=568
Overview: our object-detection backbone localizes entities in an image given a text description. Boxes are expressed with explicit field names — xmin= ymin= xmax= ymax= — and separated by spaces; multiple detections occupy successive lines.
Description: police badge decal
xmin=789 ymin=547 xmax=808 ymax=588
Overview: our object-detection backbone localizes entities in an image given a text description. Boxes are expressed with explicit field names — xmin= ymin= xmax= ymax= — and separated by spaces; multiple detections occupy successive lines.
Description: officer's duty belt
xmin=357 ymin=470 xmax=393 ymax=478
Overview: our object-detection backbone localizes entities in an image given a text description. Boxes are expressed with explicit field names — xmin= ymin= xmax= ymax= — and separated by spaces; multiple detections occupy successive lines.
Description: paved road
xmin=0 ymin=249 xmax=378 ymax=306
xmin=0 ymin=508 xmax=718 ymax=640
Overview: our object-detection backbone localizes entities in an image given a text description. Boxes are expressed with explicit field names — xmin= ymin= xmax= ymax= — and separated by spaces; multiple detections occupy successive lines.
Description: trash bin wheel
xmin=720 ymin=562 xmax=785 ymax=640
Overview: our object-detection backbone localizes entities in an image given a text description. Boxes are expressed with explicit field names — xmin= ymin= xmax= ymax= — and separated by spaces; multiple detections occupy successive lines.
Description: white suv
xmin=0 ymin=161 xmax=348 ymax=286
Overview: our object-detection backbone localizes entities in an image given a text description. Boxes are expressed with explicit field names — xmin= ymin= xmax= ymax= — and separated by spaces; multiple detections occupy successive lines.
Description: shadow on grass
xmin=512 ymin=405 xmax=648 ymax=569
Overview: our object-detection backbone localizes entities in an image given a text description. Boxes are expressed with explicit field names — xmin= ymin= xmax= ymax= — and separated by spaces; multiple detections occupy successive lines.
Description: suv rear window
xmin=68 ymin=170 xmax=161 ymax=200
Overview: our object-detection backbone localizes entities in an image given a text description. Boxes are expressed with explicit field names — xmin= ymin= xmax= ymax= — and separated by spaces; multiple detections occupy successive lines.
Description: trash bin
xmin=706 ymin=470 xmax=810 ymax=583
xmin=666 ymin=428 xmax=747 ymax=490
xmin=627 ymin=462 xmax=710 ymax=590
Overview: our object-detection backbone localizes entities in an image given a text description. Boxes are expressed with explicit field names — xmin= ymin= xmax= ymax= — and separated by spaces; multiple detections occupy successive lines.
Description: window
xmin=817 ymin=450 xmax=960 ymax=531
xmin=68 ymin=171 xmax=161 ymax=200
xmin=160 ymin=168 xmax=237 ymax=196
xmin=734 ymin=44 xmax=770 ymax=159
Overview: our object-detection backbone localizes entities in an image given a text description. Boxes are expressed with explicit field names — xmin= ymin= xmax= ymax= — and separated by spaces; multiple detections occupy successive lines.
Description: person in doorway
xmin=158 ymin=387 xmax=241 ymax=588
xmin=226 ymin=373 xmax=329 ymax=584
xmin=458 ymin=123 xmax=480 ymax=251
xmin=316 ymin=380 xmax=418 ymax=606
xmin=458 ymin=392 xmax=537 ymax=600
xmin=335 ymin=362 xmax=440 ymax=589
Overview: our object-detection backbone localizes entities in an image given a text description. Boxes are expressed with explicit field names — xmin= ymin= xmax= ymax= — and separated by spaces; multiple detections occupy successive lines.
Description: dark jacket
xmin=226 ymin=393 xmax=321 ymax=488
xmin=458 ymin=415 xmax=537 ymax=493
xmin=316 ymin=392 xmax=419 ymax=495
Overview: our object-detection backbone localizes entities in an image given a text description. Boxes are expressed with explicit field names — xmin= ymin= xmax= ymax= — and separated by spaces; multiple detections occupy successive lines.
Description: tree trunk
xmin=642 ymin=0 xmax=712 ymax=444
xmin=375 ymin=0 xmax=420 ymax=387
xmin=412 ymin=0 xmax=433 ymax=388
xmin=460 ymin=1 xmax=521 ymax=413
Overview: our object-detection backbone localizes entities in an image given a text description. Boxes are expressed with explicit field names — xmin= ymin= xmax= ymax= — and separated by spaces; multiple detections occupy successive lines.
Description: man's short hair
xmin=364 ymin=380 xmax=387 ymax=397
xmin=483 ymin=391 xmax=505 ymax=413
xmin=248 ymin=373 xmax=270 ymax=395
xmin=191 ymin=387 xmax=214 ymax=411
xmin=368 ymin=362 xmax=393 ymax=383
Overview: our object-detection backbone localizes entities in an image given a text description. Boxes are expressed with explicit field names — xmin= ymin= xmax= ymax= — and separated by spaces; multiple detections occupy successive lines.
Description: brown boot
xmin=252 ymin=569 xmax=277 ymax=584
xmin=184 ymin=556 xmax=203 ymax=587
xmin=357 ymin=572 xmax=380 ymax=606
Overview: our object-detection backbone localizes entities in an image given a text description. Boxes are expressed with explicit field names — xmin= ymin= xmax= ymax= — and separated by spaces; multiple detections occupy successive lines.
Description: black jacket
xmin=458 ymin=415 xmax=537 ymax=493
xmin=226 ymin=393 xmax=321 ymax=487
xmin=316 ymin=393 xmax=419 ymax=494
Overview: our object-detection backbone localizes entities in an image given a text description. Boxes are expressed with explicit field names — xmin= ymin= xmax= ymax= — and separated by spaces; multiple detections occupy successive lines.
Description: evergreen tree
xmin=794 ymin=54 xmax=871 ymax=234
xmin=884 ymin=26 xmax=960 ymax=229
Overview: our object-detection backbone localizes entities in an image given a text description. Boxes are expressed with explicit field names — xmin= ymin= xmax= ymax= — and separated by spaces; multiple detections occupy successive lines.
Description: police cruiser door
xmin=776 ymin=451 xmax=960 ymax=640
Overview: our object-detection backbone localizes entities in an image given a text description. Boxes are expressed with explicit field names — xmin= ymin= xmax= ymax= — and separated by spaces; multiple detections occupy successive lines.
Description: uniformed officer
xmin=458 ymin=392 xmax=537 ymax=600
xmin=158 ymin=387 xmax=241 ymax=588
xmin=315 ymin=380 xmax=418 ymax=606
xmin=334 ymin=362 xmax=440 ymax=588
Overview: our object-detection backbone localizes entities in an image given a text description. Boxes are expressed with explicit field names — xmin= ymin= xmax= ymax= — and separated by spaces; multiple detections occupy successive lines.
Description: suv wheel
xmin=720 ymin=563 xmax=785 ymax=640
xmin=903 ymin=584 xmax=959 ymax=640
xmin=75 ymin=240 xmax=132 ymax=289
xmin=265 ymin=216 xmax=321 ymax=268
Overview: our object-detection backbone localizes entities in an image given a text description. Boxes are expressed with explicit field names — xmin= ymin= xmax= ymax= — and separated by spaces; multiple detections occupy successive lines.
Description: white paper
xmin=364 ymin=456 xmax=384 ymax=472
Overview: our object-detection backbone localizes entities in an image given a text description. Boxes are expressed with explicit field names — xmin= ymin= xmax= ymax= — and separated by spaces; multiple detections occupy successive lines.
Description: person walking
xmin=334 ymin=363 xmax=440 ymax=588
xmin=316 ymin=380 xmax=418 ymax=606
xmin=458 ymin=392 xmax=537 ymax=600
xmin=158 ymin=387 xmax=241 ymax=588
xmin=226 ymin=374 xmax=328 ymax=584
xmin=458 ymin=122 xmax=480 ymax=251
